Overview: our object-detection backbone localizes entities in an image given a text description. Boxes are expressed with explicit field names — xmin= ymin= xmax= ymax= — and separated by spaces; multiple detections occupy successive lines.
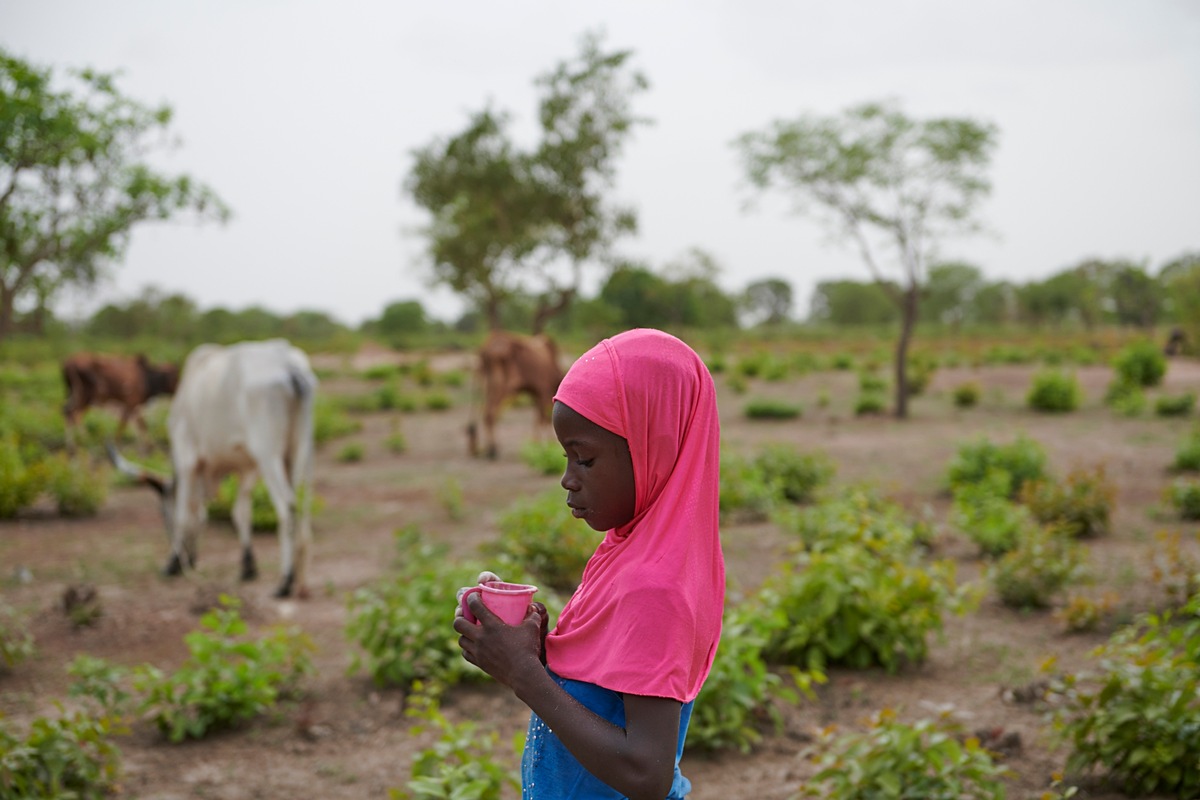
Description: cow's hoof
xmin=274 ymin=573 xmax=295 ymax=598
xmin=240 ymin=552 xmax=259 ymax=582
xmin=163 ymin=557 xmax=183 ymax=577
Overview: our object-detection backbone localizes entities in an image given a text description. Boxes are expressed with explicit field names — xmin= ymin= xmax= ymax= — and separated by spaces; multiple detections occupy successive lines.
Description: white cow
xmin=110 ymin=339 xmax=318 ymax=598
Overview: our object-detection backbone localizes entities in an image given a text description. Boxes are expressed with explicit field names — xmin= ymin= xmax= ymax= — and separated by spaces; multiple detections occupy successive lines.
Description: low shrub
xmin=1146 ymin=530 xmax=1200 ymax=608
xmin=1168 ymin=479 xmax=1200 ymax=520
xmin=905 ymin=355 xmax=936 ymax=396
xmin=689 ymin=606 xmax=822 ymax=754
xmin=347 ymin=528 xmax=493 ymax=690
xmin=953 ymin=473 xmax=1036 ymax=557
xmin=43 ymin=454 xmax=109 ymax=517
xmin=0 ymin=602 xmax=35 ymax=671
xmin=718 ymin=452 xmax=778 ymax=523
xmin=0 ymin=709 xmax=123 ymax=800
xmin=207 ymin=477 xmax=321 ymax=531
xmin=752 ymin=445 xmax=834 ymax=505
xmin=774 ymin=485 xmax=931 ymax=557
xmin=743 ymin=398 xmax=802 ymax=420
xmin=1111 ymin=338 xmax=1167 ymax=388
xmin=1154 ymin=391 xmax=1196 ymax=418
xmin=1027 ymin=369 xmax=1082 ymax=413
xmin=313 ymin=398 xmax=362 ymax=445
xmin=0 ymin=434 xmax=48 ymax=519
xmin=991 ymin=525 xmax=1086 ymax=610
xmin=1055 ymin=595 xmax=1200 ymax=797
xmin=1057 ymin=592 xmax=1117 ymax=634
xmin=802 ymin=709 xmax=1010 ymax=800
xmin=945 ymin=434 xmax=1048 ymax=498
xmin=487 ymin=491 xmax=596 ymax=593
xmin=853 ymin=392 xmax=887 ymax=416
xmin=520 ymin=439 xmax=564 ymax=476
xmin=133 ymin=596 xmax=314 ymax=742
xmin=390 ymin=682 xmax=520 ymax=800
xmin=858 ymin=371 xmax=887 ymax=394
xmin=1103 ymin=378 xmax=1146 ymax=417
xmin=952 ymin=381 xmax=981 ymax=408
xmin=337 ymin=442 xmax=365 ymax=463
xmin=1171 ymin=427 xmax=1200 ymax=472
xmin=1018 ymin=465 xmax=1115 ymax=538
xmin=424 ymin=391 xmax=452 ymax=411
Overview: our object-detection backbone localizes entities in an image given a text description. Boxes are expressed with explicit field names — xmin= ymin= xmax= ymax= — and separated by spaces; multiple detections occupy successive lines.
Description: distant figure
xmin=1165 ymin=327 xmax=1187 ymax=357
xmin=467 ymin=330 xmax=564 ymax=459
xmin=62 ymin=353 xmax=180 ymax=451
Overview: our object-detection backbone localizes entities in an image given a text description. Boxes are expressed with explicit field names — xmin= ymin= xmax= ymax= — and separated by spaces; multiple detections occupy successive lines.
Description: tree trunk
xmin=0 ymin=284 xmax=14 ymax=343
xmin=893 ymin=283 xmax=919 ymax=419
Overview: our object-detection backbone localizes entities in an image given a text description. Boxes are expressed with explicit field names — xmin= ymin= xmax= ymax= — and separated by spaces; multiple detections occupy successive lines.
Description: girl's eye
xmin=576 ymin=458 xmax=594 ymax=468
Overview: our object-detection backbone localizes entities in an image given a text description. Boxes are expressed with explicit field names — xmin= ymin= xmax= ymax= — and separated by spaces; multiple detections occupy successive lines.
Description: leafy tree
xmin=808 ymin=280 xmax=898 ymax=326
xmin=734 ymin=99 xmax=997 ymax=417
xmin=0 ymin=48 xmax=228 ymax=340
xmin=968 ymin=280 xmax=1018 ymax=325
xmin=1017 ymin=270 xmax=1087 ymax=327
xmin=372 ymin=299 xmax=429 ymax=345
xmin=598 ymin=263 xmax=673 ymax=328
xmin=741 ymin=277 xmax=794 ymax=326
xmin=1111 ymin=262 xmax=1161 ymax=328
xmin=406 ymin=31 xmax=648 ymax=333
xmin=1160 ymin=251 xmax=1200 ymax=350
xmin=923 ymin=261 xmax=985 ymax=327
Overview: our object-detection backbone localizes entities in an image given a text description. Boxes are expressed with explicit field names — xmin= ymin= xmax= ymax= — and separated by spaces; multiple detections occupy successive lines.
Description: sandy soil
xmin=2 ymin=349 xmax=1198 ymax=799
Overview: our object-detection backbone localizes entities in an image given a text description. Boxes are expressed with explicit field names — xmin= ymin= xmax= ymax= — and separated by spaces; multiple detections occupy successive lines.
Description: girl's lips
xmin=568 ymin=504 xmax=586 ymax=519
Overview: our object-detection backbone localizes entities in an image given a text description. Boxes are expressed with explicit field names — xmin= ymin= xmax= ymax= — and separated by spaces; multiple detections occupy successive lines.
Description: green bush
xmin=1172 ymin=427 xmax=1200 ymax=472
xmin=206 ymin=477 xmax=320 ymax=531
xmin=803 ymin=709 xmax=1009 ymax=800
xmin=689 ymin=607 xmax=822 ymax=754
xmin=743 ymin=398 xmax=803 ymax=420
xmin=991 ymin=525 xmax=1086 ymax=610
xmin=391 ymin=682 xmax=520 ymax=800
xmin=43 ymin=454 xmax=109 ymax=517
xmin=313 ymin=397 xmax=362 ymax=445
xmin=1104 ymin=378 xmax=1146 ymax=416
xmin=1168 ymin=479 xmax=1200 ymax=520
xmin=337 ymin=442 xmax=365 ymax=463
xmin=952 ymin=381 xmax=981 ymax=408
xmin=945 ymin=434 xmax=1048 ymax=499
xmin=0 ymin=709 xmax=123 ymax=800
xmin=486 ymin=491 xmax=598 ymax=593
xmin=952 ymin=472 xmax=1036 ymax=557
xmin=1154 ymin=391 xmax=1196 ymax=418
xmin=752 ymin=445 xmax=834 ymax=505
xmin=347 ymin=528 xmax=492 ymax=690
xmin=774 ymin=485 xmax=931 ymax=557
xmin=0 ymin=434 xmax=48 ymax=519
xmin=1018 ymin=465 xmax=1115 ymax=539
xmin=1056 ymin=595 xmax=1200 ymax=797
xmin=905 ymin=356 xmax=936 ymax=396
xmin=1111 ymin=339 xmax=1167 ymax=388
xmin=0 ymin=603 xmax=35 ymax=671
xmin=853 ymin=392 xmax=887 ymax=416
xmin=133 ymin=596 xmax=314 ymax=742
xmin=718 ymin=452 xmax=778 ymax=523
xmin=424 ymin=391 xmax=452 ymax=411
xmin=520 ymin=439 xmax=564 ymax=476
xmin=757 ymin=541 xmax=970 ymax=673
xmin=1027 ymin=369 xmax=1082 ymax=413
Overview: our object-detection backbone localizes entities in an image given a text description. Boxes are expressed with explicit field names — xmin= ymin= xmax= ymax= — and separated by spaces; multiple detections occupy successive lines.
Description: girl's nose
xmin=560 ymin=466 xmax=580 ymax=492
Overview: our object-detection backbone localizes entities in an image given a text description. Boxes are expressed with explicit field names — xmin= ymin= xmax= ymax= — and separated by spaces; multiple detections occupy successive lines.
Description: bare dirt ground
xmin=3 ymin=348 xmax=1198 ymax=799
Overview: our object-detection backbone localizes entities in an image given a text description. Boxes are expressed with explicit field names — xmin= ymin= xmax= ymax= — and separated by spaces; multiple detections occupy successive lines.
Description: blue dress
xmin=521 ymin=669 xmax=695 ymax=799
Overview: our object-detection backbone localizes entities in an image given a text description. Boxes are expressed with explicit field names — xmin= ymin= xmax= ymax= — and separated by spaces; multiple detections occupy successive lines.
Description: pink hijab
xmin=545 ymin=328 xmax=724 ymax=703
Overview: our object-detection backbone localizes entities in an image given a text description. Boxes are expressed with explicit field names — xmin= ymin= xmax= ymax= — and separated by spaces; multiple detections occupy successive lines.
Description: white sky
xmin=4 ymin=0 xmax=1199 ymax=325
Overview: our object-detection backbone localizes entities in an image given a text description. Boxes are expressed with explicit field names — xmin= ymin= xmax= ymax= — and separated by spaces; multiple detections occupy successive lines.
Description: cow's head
xmin=106 ymin=443 xmax=192 ymax=572
xmin=137 ymin=355 xmax=182 ymax=397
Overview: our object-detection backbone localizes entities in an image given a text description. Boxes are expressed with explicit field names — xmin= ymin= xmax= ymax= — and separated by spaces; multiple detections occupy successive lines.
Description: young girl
xmin=455 ymin=328 xmax=725 ymax=799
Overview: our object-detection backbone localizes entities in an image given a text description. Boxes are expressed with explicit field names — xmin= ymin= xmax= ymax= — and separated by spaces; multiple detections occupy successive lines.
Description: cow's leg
xmin=167 ymin=475 xmax=197 ymax=576
xmin=258 ymin=458 xmax=296 ymax=598
xmin=231 ymin=472 xmax=259 ymax=582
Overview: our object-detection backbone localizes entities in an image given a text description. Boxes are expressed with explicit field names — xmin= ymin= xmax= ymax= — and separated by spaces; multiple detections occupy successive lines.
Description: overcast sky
xmin=4 ymin=1 xmax=1199 ymax=325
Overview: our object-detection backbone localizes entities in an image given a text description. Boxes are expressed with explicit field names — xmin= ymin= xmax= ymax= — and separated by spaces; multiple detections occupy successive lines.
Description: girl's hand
xmin=454 ymin=595 xmax=546 ymax=689
xmin=453 ymin=570 xmax=504 ymax=620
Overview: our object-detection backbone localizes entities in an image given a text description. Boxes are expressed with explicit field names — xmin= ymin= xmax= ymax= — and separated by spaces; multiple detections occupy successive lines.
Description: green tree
xmin=742 ymin=277 xmax=794 ymax=326
xmin=734 ymin=99 xmax=997 ymax=417
xmin=1112 ymin=261 xmax=1161 ymax=328
xmin=406 ymin=31 xmax=648 ymax=334
xmin=809 ymin=279 xmax=898 ymax=325
xmin=372 ymin=299 xmax=428 ymax=345
xmin=923 ymin=261 xmax=985 ymax=327
xmin=0 ymin=49 xmax=228 ymax=340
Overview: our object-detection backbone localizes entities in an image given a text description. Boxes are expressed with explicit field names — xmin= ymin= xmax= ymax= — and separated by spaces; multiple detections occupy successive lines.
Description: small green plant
xmin=438 ymin=477 xmax=464 ymax=521
xmin=390 ymin=682 xmax=520 ymax=800
xmin=752 ymin=445 xmax=834 ymax=505
xmin=905 ymin=355 xmax=936 ymax=396
xmin=385 ymin=420 xmax=408 ymax=454
xmin=991 ymin=526 xmax=1086 ymax=610
xmin=0 ymin=708 xmax=123 ymax=800
xmin=743 ymin=398 xmax=803 ymax=420
xmin=725 ymin=372 xmax=748 ymax=394
xmin=945 ymin=434 xmax=1048 ymax=498
xmin=0 ymin=602 xmax=35 ymax=670
xmin=718 ymin=452 xmax=778 ymax=523
xmin=42 ymin=453 xmax=109 ymax=517
xmin=1111 ymin=338 xmax=1167 ymax=388
xmin=520 ymin=439 xmax=564 ymax=476
xmin=1168 ymin=478 xmax=1200 ymax=520
xmin=346 ymin=528 xmax=491 ymax=690
xmin=1056 ymin=592 xmax=1117 ymax=634
xmin=853 ymin=392 xmax=887 ymax=416
xmin=1147 ymin=530 xmax=1200 ymax=607
xmin=774 ymin=485 xmax=931 ymax=556
xmin=1172 ymin=427 xmax=1200 ymax=472
xmin=802 ymin=709 xmax=1010 ymax=799
xmin=1155 ymin=391 xmax=1196 ymax=417
xmin=486 ymin=490 xmax=597 ymax=593
xmin=337 ymin=442 xmax=365 ymax=463
xmin=207 ymin=478 xmax=320 ymax=531
xmin=1018 ymin=465 xmax=1115 ymax=538
xmin=0 ymin=433 xmax=48 ymax=519
xmin=952 ymin=471 xmax=1036 ymax=556
xmin=1027 ymin=369 xmax=1082 ymax=413
xmin=312 ymin=397 xmax=362 ymax=445
xmin=953 ymin=381 xmax=981 ymax=408
xmin=858 ymin=371 xmax=887 ymax=394
xmin=133 ymin=596 xmax=314 ymax=742
xmin=1055 ymin=595 xmax=1200 ymax=797
xmin=690 ymin=607 xmax=823 ymax=754
xmin=424 ymin=391 xmax=452 ymax=411
xmin=1104 ymin=378 xmax=1146 ymax=416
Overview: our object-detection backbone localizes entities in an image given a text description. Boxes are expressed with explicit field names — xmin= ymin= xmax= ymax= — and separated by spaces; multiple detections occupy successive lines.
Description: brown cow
xmin=467 ymin=330 xmax=565 ymax=459
xmin=62 ymin=353 xmax=180 ymax=450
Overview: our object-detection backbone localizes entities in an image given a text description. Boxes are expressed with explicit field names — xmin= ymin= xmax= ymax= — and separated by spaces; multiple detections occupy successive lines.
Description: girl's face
xmin=552 ymin=401 xmax=636 ymax=533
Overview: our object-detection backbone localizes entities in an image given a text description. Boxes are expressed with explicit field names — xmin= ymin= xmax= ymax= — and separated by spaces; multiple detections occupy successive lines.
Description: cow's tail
xmin=286 ymin=367 xmax=317 ymax=595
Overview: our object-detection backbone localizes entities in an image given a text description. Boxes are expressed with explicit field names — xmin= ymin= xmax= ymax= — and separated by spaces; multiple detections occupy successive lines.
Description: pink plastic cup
xmin=460 ymin=580 xmax=538 ymax=625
